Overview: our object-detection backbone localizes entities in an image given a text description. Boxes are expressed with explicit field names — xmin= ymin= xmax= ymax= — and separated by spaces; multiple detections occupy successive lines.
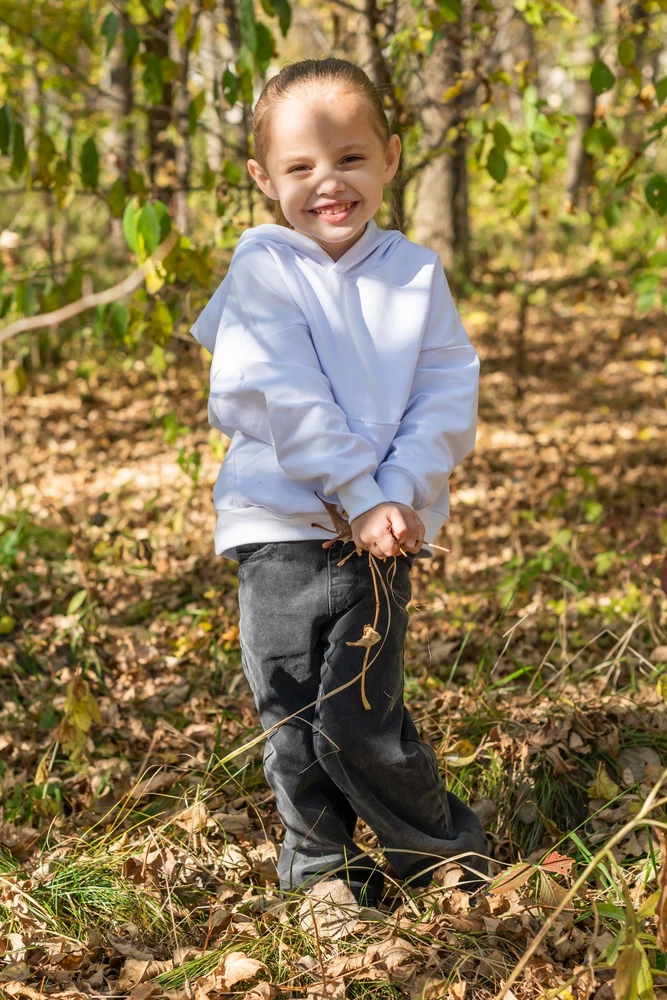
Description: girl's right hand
xmin=350 ymin=502 xmax=425 ymax=559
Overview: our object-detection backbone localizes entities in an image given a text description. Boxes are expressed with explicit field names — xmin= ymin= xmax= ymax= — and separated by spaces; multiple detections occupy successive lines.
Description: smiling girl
xmin=190 ymin=58 xmax=488 ymax=908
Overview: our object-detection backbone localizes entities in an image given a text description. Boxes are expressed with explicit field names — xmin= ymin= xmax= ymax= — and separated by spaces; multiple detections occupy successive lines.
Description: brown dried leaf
xmin=118 ymin=959 xmax=151 ymax=990
xmin=537 ymin=872 xmax=572 ymax=911
xmin=488 ymin=863 xmax=534 ymax=895
xmin=346 ymin=625 xmax=381 ymax=649
xmin=241 ymin=981 xmax=275 ymax=1000
xmin=0 ymin=965 xmax=30 ymax=984
xmin=106 ymin=933 xmax=155 ymax=961
xmin=215 ymin=952 xmax=269 ymax=989
xmin=175 ymin=802 xmax=209 ymax=833
xmin=130 ymin=985 xmax=164 ymax=1000
xmin=540 ymin=851 xmax=575 ymax=876
xmin=306 ymin=980 xmax=346 ymax=1000
xmin=298 ymin=878 xmax=361 ymax=940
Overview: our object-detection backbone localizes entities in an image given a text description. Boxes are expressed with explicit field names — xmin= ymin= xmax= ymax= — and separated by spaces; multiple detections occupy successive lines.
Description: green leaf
xmin=122 ymin=199 xmax=139 ymax=252
xmin=138 ymin=202 xmax=160 ymax=254
xmin=128 ymin=169 xmax=148 ymax=196
xmin=37 ymin=133 xmax=56 ymax=187
xmin=486 ymin=145 xmax=507 ymax=183
xmin=143 ymin=52 xmax=163 ymax=105
xmin=255 ymin=21 xmax=275 ymax=74
xmin=259 ymin=0 xmax=275 ymax=13
xmin=645 ymin=175 xmax=667 ymax=215
xmin=108 ymin=177 xmax=127 ymax=218
xmin=238 ymin=0 xmax=258 ymax=53
xmin=82 ymin=2 xmax=95 ymax=50
xmin=124 ymin=24 xmax=140 ymax=64
xmin=604 ymin=202 xmax=621 ymax=227
xmin=222 ymin=67 xmax=238 ymax=106
xmin=656 ymin=77 xmax=667 ymax=104
xmin=153 ymin=200 xmax=172 ymax=240
xmin=101 ymin=11 xmax=119 ymax=55
xmin=188 ymin=91 xmax=206 ymax=135
xmin=647 ymin=251 xmax=667 ymax=268
xmin=618 ymin=38 xmax=636 ymax=68
xmin=110 ymin=302 xmax=129 ymax=342
xmin=80 ymin=137 xmax=99 ymax=188
xmin=10 ymin=122 xmax=26 ymax=179
xmin=582 ymin=124 xmax=615 ymax=156
xmin=223 ymin=159 xmax=242 ymax=186
xmin=174 ymin=2 xmax=193 ymax=47
xmin=150 ymin=300 xmax=173 ymax=346
xmin=590 ymin=60 xmax=615 ymax=95
xmin=0 ymin=104 xmax=13 ymax=156
xmin=272 ymin=0 xmax=291 ymax=36
xmin=67 ymin=589 xmax=87 ymax=615
xmin=439 ymin=0 xmax=461 ymax=21
xmin=493 ymin=121 xmax=512 ymax=152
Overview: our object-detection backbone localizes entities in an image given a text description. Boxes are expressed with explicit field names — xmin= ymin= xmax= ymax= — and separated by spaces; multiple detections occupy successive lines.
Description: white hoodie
xmin=190 ymin=218 xmax=480 ymax=562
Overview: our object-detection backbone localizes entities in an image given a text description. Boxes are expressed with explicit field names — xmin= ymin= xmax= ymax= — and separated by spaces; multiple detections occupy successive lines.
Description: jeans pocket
xmin=236 ymin=541 xmax=278 ymax=565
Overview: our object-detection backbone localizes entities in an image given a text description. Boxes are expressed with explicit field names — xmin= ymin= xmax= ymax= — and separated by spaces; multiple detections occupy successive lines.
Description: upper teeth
xmin=313 ymin=202 xmax=354 ymax=215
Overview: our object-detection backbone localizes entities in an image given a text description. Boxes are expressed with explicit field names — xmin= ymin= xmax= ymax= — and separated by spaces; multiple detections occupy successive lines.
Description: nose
xmin=315 ymin=169 xmax=346 ymax=196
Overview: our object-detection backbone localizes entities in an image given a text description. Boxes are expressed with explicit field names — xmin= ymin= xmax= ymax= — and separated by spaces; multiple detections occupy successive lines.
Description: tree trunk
xmin=356 ymin=0 xmax=408 ymax=232
xmin=145 ymin=7 xmax=177 ymax=209
xmin=412 ymin=24 xmax=467 ymax=276
xmin=564 ymin=0 xmax=602 ymax=212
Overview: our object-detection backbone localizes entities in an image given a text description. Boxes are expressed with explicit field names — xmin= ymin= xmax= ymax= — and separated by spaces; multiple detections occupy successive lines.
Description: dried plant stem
xmin=493 ymin=773 xmax=667 ymax=1000
xmin=360 ymin=555 xmax=382 ymax=710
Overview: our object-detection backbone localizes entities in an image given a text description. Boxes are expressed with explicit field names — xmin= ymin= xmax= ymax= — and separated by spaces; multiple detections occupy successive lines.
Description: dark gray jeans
xmin=236 ymin=538 xmax=488 ymax=903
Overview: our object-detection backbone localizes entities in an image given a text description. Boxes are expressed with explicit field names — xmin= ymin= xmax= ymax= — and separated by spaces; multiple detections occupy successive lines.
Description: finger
xmin=388 ymin=509 xmax=408 ymax=543
xmin=371 ymin=540 xmax=387 ymax=560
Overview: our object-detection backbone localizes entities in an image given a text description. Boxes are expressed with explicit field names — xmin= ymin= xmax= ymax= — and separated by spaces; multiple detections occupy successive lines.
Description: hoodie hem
xmin=214 ymin=506 xmax=448 ymax=563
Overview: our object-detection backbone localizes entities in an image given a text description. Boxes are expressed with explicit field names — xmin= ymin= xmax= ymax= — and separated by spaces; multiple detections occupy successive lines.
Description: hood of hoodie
xmin=232 ymin=217 xmax=405 ymax=277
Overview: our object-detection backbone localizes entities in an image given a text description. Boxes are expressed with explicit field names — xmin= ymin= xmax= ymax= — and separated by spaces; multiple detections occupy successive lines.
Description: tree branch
xmin=0 ymin=230 xmax=179 ymax=344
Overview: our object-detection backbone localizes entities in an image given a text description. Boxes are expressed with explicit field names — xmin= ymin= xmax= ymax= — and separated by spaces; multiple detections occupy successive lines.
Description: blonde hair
xmin=251 ymin=57 xmax=401 ymax=231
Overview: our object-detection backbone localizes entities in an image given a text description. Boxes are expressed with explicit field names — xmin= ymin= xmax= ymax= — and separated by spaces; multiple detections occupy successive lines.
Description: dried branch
xmin=0 ymin=230 xmax=179 ymax=344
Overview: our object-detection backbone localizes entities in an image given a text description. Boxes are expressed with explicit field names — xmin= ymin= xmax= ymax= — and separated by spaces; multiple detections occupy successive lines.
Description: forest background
xmin=0 ymin=0 xmax=666 ymax=998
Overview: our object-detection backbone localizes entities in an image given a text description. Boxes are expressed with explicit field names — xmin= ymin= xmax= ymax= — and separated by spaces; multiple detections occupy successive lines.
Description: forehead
xmin=268 ymin=87 xmax=382 ymax=163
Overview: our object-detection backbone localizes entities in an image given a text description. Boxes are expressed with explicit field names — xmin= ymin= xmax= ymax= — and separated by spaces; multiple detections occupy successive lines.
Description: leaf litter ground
xmin=1 ymin=283 xmax=666 ymax=999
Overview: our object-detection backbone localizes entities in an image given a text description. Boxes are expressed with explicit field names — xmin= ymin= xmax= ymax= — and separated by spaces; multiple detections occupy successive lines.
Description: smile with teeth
xmin=310 ymin=201 xmax=357 ymax=215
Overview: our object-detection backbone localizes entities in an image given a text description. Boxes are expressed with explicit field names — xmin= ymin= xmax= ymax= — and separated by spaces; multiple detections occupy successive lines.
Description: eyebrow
xmin=279 ymin=141 xmax=372 ymax=164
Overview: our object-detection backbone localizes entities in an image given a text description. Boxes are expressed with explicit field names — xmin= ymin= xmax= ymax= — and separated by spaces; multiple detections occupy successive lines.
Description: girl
xmin=190 ymin=57 xmax=488 ymax=907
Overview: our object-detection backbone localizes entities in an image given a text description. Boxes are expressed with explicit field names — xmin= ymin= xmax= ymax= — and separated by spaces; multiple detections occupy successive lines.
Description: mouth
xmin=308 ymin=200 xmax=359 ymax=221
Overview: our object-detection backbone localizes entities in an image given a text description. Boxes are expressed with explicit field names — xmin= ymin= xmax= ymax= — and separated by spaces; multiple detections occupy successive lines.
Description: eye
xmin=343 ymin=155 xmax=363 ymax=163
xmin=289 ymin=164 xmax=309 ymax=173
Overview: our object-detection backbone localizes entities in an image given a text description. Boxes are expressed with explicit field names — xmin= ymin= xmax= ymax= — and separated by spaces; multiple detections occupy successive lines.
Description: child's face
xmin=247 ymin=86 xmax=401 ymax=260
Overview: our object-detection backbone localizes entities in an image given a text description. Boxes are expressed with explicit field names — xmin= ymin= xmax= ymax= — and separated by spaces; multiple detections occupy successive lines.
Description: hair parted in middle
xmin=250 ymin=57 xmax=401 ymax=232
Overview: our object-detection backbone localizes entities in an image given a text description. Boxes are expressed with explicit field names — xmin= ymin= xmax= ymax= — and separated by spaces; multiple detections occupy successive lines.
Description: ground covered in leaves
xmin=1 ymin=272 xmax=667 ymax=999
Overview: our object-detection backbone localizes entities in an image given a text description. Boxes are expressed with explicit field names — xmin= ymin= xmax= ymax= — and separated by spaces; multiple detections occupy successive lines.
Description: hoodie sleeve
xmin=374 ymin=257 xmax=480 ymax=512
xmin=200 ymin=247 xmax=389 ymax=522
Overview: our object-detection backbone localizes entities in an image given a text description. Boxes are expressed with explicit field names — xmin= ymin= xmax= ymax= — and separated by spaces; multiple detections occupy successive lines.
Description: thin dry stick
xmin=492 ymin=773 xmax=667 ymax=1000
xmin=0 ymin=229 xmax=179 ymax=343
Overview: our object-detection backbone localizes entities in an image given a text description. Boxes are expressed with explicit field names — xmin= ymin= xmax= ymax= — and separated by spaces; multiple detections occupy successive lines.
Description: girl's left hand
xmin=350 ymin=502 xmax=425 ymax=559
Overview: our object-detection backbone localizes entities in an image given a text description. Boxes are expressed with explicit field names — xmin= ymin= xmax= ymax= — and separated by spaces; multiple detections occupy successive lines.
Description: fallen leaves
xmin=298 ymin=879 xmax=361 ymax=940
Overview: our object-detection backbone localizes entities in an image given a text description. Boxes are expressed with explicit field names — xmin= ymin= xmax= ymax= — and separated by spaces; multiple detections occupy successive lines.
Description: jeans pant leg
xmin=312 ymin=547 xmax=489 ymax=889
xmin=236 ymin=539 xmax=385 ymax=899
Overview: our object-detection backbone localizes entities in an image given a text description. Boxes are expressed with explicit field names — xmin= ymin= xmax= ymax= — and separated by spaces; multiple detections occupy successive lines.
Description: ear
xmin=382 ymin=134 xmax=401 ymax=184
xmin=247 ymin=159 xmax=279 ymax=200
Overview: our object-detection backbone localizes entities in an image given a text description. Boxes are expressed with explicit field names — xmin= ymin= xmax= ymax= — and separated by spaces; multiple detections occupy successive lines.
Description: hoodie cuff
xmin=336 ymin=473 xmax=389 ymax=523
xmin=375 ymin=467 xmax=416 ymax=508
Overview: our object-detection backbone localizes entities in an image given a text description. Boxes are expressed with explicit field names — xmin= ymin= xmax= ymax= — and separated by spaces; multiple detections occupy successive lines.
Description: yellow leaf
xmin=3 ymin=366 xmax=27 ymax=396
xmin=0 ymin=615 xmax=16 ymax=634
xmin=656 ymin=675 xmax=667 ymax=703
xmin=588 ymin=762 xmax=620 ymax=801
xmin=444 ymin=739 xmax=479 ymax=766
xmin=442 ymin=81 xmax=463 ymax=102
